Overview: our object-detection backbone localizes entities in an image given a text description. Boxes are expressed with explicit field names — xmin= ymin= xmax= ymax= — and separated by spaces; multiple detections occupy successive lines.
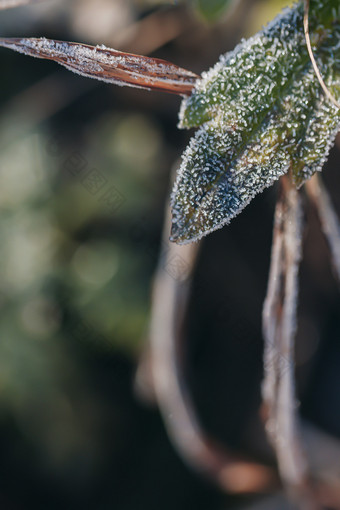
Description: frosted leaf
xmin=0 ymin=37 xmax=198 ymax=95
xmin=171 ymin=0 xmax=340 ymax=244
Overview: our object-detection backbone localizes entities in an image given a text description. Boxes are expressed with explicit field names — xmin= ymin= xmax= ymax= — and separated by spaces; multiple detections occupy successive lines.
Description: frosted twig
xmin=147 ymin=198 xmax=276 ymax=494
xmin=0 ymin=37 xmax=198 ymax=96
xmin=305 ymin=174 xmax=340 ymax=283
xmin=303 ymin=0 xmax=340 ymax=111
xmin=262 ymin=176 xmax=317 ymax=509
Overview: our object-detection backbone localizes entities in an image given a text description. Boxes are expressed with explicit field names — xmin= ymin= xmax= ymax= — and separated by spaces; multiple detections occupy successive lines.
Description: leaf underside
xmin=171 ymin=0 xmax=340 ymax=244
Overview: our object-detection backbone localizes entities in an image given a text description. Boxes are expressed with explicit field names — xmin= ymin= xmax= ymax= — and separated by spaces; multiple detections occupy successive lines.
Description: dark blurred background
xmin=0 ymin=0 xmax=339 ymax=508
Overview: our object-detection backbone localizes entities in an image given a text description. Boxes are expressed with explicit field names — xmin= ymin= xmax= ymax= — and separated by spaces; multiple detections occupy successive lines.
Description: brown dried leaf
xmin=0 ymin=37 xmax=199 ymax=95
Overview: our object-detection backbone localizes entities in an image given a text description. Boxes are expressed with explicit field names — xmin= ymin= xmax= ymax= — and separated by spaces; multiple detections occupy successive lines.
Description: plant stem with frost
xmin=262 ymin=176 xmax=318 ymax=509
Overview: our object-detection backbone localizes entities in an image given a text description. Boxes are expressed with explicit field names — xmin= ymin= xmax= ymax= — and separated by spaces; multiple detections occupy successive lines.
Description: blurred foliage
xmin=0 ymin=110 xmax=166 ymax=355
xmin=132 ymin=0 xmax=237 ymax=21
xmin=0 ymin=64 xmax=171 ymax=499
xmin=245 ymin=0 xmax=293 ymax=35
xmin=191 ymin=0 xmax=237 ymax=22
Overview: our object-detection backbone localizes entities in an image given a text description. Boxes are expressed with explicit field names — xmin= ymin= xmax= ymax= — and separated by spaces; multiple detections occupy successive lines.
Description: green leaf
xmin=171 ymin=0 xmax=340 ymax=244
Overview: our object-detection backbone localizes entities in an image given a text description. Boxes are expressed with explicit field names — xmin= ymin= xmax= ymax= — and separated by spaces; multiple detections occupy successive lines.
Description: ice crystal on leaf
xmin=171 ymin=0 xmax=340 ymax=244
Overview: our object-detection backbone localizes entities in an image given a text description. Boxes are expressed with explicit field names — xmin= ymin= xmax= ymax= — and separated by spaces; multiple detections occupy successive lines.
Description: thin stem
xmin=262 ymin=176 xmax=318 ymax=509
xmin=303 ymin=0 xmax=340 ymax=111
xmin=305 ymin=174 xmax=340 ymax=283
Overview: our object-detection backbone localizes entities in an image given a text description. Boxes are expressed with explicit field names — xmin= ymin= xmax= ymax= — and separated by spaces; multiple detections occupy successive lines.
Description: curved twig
xmin=303 ymin=0 xmax=340 ymax=111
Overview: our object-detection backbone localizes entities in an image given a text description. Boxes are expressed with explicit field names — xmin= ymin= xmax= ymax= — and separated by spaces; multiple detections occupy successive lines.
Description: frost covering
xmin=171 ymin=0 xmax=340 ymax=244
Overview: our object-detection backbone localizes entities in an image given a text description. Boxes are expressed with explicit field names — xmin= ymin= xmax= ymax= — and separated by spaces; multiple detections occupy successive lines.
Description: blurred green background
xmin=0 ymin=1 xmax=339 ymax=509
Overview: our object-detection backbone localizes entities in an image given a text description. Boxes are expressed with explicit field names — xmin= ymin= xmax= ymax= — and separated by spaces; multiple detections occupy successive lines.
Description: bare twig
xmin=262 ymin=176 xmax=317 ymax=508
xmin=0 ymin=37 xmax=198 ymax=96
xmin=303 ymin=0 xmax=340 ymax=111
xmin=305 ymin=174 xmax=340 ymax=283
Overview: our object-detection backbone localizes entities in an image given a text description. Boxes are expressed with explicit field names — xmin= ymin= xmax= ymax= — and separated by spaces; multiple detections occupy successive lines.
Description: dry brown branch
xmin=262 ymin=176 xmax=317 ymax=509
xmin=0 ymin=37 xmax=198 ymax=96
xmin=305 ymin=174 xmax=340 ymax=283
